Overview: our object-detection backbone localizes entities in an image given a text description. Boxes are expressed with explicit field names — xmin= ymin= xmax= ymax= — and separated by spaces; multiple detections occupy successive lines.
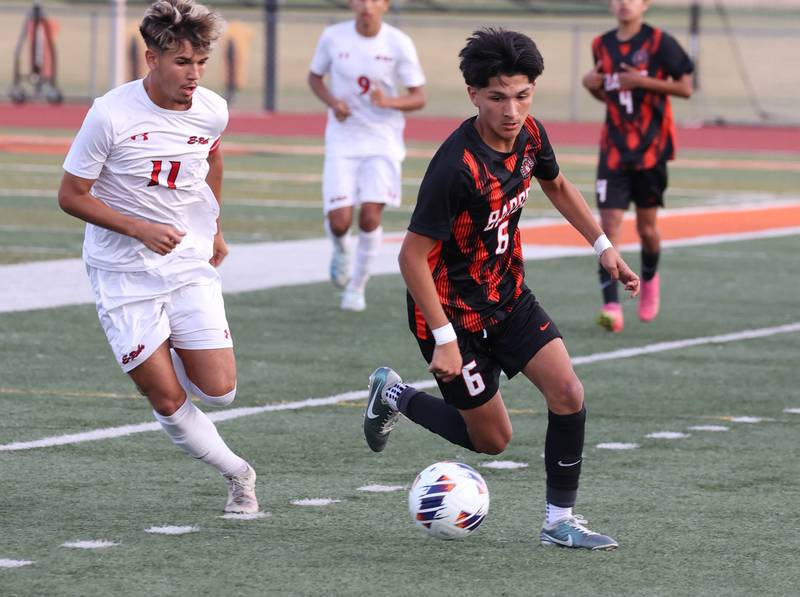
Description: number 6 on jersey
xmin=495 ymin=220 xmax=509 ymax=255
xmin=462 ymin=360 xmax=486 ymax=397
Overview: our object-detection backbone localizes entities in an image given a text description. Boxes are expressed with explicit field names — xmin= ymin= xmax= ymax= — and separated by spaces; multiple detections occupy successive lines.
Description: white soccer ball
xmin=408 ymin=461 xmax=490 ymax=540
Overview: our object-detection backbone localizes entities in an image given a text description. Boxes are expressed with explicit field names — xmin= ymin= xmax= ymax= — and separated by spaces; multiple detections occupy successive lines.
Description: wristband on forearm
xmin=431 ymin=322 xmax=457 ymax=345
xmin=593 ymin=234 xmax=613 ymax=257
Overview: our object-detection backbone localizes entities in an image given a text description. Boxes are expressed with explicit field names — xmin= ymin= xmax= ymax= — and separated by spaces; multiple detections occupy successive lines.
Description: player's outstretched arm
xmin=58 ymin=172 xmax=185 ymax=256
xmin=399 ymin=231 xmax=462 ymax=382
xmin=538 ymin=172 xmax=639 ymax=297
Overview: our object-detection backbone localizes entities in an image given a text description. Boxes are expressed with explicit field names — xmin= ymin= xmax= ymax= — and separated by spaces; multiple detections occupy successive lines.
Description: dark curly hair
xmin=459 ymin=28 xmax=544 ymax=88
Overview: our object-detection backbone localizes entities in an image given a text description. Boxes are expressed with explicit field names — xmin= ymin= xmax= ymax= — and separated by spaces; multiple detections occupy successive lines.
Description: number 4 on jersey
xmin=148 ymin=160 xmax=181 ymax=189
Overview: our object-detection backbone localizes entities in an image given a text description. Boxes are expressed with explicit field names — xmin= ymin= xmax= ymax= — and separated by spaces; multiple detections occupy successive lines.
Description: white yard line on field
xmin=1 ymin=322 xmax=797 ymax=453
xmin=570 ymin=322 xmax=800 ymax=366
xmin=0 ymin=558 xmax=34 ymax=567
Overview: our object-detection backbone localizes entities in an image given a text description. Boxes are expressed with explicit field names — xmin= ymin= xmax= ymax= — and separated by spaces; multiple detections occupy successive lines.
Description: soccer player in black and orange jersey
xmin=583 ymin=0 xmax=693 ymax=332
xmin=362 ymin=29 xmax=640 ymax=550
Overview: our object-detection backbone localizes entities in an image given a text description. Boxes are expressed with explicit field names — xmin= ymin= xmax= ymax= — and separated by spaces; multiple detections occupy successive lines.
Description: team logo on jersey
xmin=632 ymin=48 xmax=649 ymax=67
xmin=130 ymin=132 xmax=149 ymax=141
xmin=187 ymin=136 xmax=210 ymax=145
xmin=121 ymin=344 xmax=145 ymax=365
xmin=520 ymin=155 xmax=536 ymax=179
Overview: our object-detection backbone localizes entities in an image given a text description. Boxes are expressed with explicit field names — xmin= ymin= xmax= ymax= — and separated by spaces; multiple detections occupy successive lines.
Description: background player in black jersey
xmin=583 ymin=0 xmax=693 ymax=332
xmin=363 ymin=29 xmax=640 ymax=551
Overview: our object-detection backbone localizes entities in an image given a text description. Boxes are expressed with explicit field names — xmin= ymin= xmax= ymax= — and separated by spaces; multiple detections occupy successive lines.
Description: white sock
xmin=171 ymin=348 xmax=237 ymax=407
xmin=170 ymin=348 xmax=193 ymax=399
xmin=545 ymin=502 xmax=573 ymax=526
xmin=324 ymin=218 xmax=351 ymax=253
xmin=153 ymin=397 xmax=247 ymax=476
xmin=347 ymin=226 xmax=382 ymax=294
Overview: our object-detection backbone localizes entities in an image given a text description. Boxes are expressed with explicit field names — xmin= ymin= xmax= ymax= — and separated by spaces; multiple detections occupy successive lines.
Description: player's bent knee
xmin=549 ymin=378 xmax=584 ymax=413
xmin=637 ymin=224 xmax=659 ymax=243
xmin=150 ymin=387 xmax=189 ymax=417
xmin=190 ymin=382 xmax=237 ymax=407
xmin=359 ymin=215 xmax=381 ymax=232
xmin=472 ymin=431 xmax=511 ymax=455
xmin=328 ymin=213 xmax=351 ymax=237
xmin=474 ymin=438 xmax=508 ymax=455
xmin=329 ymin=223 xmax=349 ymax=237
xmin=562 ymin=379 xmax=584 ymax=411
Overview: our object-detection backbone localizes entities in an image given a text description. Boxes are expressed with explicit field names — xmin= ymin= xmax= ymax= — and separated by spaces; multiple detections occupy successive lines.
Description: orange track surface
xmin=519 ymin=205 xmax=800 ymax=246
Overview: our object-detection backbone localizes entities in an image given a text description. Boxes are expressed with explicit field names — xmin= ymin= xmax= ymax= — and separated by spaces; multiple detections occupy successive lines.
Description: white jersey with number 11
xmin=63 ymin=79 xmax=228 ymax=272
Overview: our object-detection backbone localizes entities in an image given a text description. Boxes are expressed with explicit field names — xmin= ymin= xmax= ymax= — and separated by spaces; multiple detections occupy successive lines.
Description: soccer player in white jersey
xmin=308 ymin=0 xmax=426 ymax=311
xmin=57 ymin=0 xmax=258 ymax=514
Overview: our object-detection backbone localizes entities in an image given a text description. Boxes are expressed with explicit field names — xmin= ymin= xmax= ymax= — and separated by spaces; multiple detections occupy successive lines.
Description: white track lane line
xmin=1 ymin=322 xmax=797 ymax=453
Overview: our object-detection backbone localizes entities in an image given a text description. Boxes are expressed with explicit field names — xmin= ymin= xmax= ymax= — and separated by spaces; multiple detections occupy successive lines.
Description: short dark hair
xmin=139 ymin=0 xmax=224 ymax=53
xmin=459 ymin=28 xmax=544 ymax=88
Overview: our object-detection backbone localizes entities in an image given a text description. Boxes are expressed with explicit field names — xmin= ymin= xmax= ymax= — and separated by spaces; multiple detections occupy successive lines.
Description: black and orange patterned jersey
xmin=592 ymin=23 xmax=693 ymax=171
xmin=407 ymin=115 xmax=560 ymax=337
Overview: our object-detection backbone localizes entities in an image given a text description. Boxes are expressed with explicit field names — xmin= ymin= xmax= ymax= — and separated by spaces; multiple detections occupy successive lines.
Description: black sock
xmin=544 ymin=407 xmax=586 ymax=508
xmin=396 ymin=388 xmax=475 ymax=452
xmin=641 ymin=250 xmax=660 ymax=281
xmin=598 ymin=264 xmax=619 ymax=304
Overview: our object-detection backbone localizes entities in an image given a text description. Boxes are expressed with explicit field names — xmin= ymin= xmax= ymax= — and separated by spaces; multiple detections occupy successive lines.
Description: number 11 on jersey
xmin=148 ymin=160 xmax=181 ymax=189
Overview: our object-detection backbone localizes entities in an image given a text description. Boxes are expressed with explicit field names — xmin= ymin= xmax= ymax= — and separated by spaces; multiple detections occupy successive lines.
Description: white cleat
xmin=223 ymin=464 xmax=259 ymax=514
xmin=340 ymin=289 xmax=366 ymax=312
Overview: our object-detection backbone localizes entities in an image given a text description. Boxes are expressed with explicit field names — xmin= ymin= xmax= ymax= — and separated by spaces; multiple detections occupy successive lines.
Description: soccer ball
xmin=408 ymin=461 xmax=490 ymax=540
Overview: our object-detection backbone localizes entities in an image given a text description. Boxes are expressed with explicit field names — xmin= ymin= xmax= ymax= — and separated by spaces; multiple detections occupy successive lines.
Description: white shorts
xmin=322 ymin=155 xmax=402 ymax=214
xmin=87 ymin=259 xmax=233 ymax=373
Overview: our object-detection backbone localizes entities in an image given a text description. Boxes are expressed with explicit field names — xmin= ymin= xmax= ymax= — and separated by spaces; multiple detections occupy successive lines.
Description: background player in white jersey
xmin=308 ymin=0 xmax=426 ymax=311
xmin=57 ymin=0 xmax=258 ymax=514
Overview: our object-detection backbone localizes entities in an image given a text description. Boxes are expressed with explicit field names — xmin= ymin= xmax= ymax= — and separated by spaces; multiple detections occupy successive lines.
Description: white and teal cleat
xmin=330 ymin=245 xmax=351 ymax=289
xmin=540 ymin=515 xmax=618 ymax=551
xmin=363 ymin=367 xmax=403 ymax=452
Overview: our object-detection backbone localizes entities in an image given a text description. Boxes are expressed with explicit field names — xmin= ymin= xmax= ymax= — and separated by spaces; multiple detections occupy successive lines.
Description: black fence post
xmin=264 ymin=0 xmax=278 ymax=112
xmin=689 ymin=1 xmax=700 ymax=91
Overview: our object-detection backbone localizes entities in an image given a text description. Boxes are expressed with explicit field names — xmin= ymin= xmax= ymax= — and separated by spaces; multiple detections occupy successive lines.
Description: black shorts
xmin=414 ymin=292 xmax=562 ymax=410
xmin=596 ymin=162 xmax=667 ymax=210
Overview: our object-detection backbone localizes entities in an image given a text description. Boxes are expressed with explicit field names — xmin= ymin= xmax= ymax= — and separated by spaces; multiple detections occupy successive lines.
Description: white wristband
xmin=593 ymin=234 xmax=613 ymax=257
xmin=431 ymin=322 xmax=457 ymax=346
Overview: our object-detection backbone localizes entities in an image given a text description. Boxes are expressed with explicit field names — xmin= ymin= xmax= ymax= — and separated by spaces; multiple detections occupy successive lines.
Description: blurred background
xmin=2 ymin=0 xmax=799 ymax=125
